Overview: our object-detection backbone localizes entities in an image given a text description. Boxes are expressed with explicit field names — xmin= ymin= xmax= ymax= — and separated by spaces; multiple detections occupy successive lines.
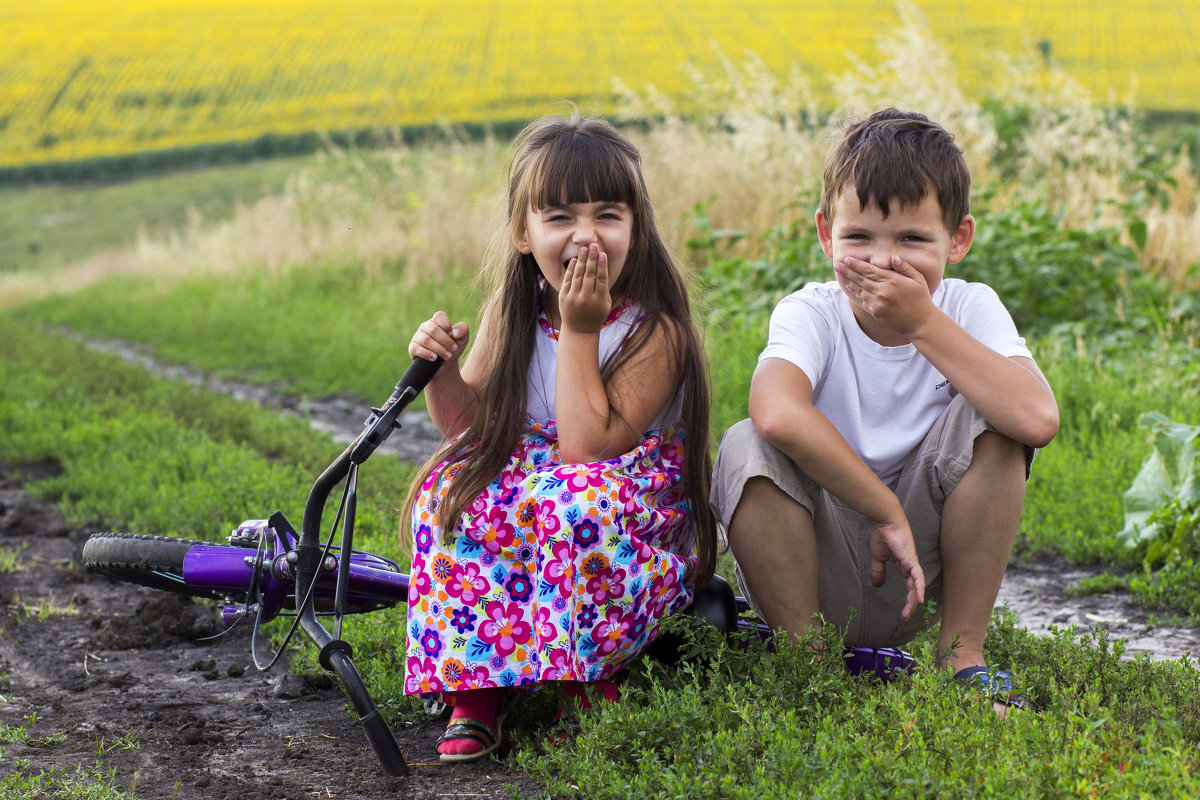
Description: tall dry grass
xmin=5 ymin=14 xmax=1196 ymax=310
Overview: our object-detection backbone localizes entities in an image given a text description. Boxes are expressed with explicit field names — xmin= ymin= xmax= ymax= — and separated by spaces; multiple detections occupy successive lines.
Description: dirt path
xmin=0 ymin=464 xmax=542 ymax=800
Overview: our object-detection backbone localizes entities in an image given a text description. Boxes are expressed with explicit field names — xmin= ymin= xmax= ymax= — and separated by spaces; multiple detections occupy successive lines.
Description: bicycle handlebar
xmin=291 ymin=357 xmax=443 ymax=777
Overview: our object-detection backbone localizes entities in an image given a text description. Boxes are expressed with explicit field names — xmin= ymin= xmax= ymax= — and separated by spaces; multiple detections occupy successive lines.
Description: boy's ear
xmin=815 ymin=209 xmax=835 ymax=258
xmin=947 ymin=214 xmax=975 ymax=264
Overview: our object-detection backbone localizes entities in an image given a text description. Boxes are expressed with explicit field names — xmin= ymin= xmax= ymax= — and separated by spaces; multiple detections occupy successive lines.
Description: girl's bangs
xmin=527 ymin=136 xmax=640 ymax=210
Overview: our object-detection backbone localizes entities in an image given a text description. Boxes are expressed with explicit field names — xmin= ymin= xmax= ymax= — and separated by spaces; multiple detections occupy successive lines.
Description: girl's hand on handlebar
xmin=409 ymin=311 xmax=470 ymax=364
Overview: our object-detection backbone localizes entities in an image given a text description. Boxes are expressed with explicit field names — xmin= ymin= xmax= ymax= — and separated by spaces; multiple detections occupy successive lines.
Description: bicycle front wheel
xmin=83 ymin=532 xmax=233 ymax=600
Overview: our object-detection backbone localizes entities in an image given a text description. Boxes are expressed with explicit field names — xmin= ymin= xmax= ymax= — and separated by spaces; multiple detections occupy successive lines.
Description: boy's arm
xmin=749 ymin=357 xmax=926 ymax=620
xmin=909 ymin=323 xmax=1058 ymax=448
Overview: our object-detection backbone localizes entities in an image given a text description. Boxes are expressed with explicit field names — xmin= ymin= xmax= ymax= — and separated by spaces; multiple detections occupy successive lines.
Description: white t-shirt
xmin=760 ymin=278 xmax=1032 ymax=486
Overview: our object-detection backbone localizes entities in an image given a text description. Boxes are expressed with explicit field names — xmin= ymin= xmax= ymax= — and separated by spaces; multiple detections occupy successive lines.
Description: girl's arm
xmin=408 ymin=301 xmax=499 ymax=438
xmin=555 ymin=245 xmax=682 ymax=463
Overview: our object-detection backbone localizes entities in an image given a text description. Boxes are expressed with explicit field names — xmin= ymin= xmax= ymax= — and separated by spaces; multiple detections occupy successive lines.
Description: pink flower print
xmin=468 ymin=506 xmax=516 ymax=555
xmin=495 ymin=484 xmax=521 ymax=508
xmin=558 ymin=463 xmax=606 ymax=493
xmin=544 ymin=647 xmax=572 ymax=680
xmin=661 ymin=436 xmax=684 ymax=466
xmin=534 ymin=605 xmax=558 ymax=642
xmin=536 ymin=499 xmax=562 ymax=537
xmin=645 ymin=470 xmax=668 ymax=493
xmin=408 ymin=569 xmax=432 ymax=606
xmin=458 ymin=665 xmax=492 ymax=690
xmin=626 ymin=533 xmax=655 ymax=563
xmin=478 ymin=600 xmax=532 ymax=657
xmin=405 ymin=656 xmax=444 ymax=694
xmin=617 ymin=480 xmax=641 ymax=515
xmin=647 ymin=569 xmax=683 ymax=616
xmin=445 ymin=562 xmax=490 ymax=606
xmin=467 ymin=493 xmax=489 ymax=517
xmin=586 ymin=566 xmax=627 ymax=606
xmin=591 ymin=607 xmax=636 ymax=657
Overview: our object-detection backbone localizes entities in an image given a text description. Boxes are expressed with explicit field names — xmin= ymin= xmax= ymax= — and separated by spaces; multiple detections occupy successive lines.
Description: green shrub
xmin=958 ymin=196 xmax=1169 ymax=338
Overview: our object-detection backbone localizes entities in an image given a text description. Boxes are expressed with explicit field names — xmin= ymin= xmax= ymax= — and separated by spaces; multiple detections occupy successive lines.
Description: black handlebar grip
xmin=398 ymin=356 xmax=444 ymax=395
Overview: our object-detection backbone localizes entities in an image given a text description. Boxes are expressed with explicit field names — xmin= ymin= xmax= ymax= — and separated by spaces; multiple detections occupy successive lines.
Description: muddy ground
xmin=3 ymin=338 xmax=1199 ymax=798
xmin=0 ymin=464 xmax=544 ymax=800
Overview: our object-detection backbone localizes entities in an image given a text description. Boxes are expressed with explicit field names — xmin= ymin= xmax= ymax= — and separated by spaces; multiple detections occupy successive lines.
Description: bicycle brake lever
xmin=351 ymin=357 xmax=443 ymax=463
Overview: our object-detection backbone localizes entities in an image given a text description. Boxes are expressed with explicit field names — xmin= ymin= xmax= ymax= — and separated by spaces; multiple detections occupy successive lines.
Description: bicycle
xmin=83 ymin=358 xmax=912 ymax=776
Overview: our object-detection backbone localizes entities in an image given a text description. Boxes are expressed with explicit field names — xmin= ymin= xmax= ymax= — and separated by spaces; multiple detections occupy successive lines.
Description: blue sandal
xmin=954 ymin=666 xmax=1031 ymax=711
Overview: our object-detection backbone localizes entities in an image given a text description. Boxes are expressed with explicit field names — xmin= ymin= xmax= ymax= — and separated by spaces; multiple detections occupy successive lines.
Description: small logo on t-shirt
xmin=935 ymin=379 xmax=950 ymax=391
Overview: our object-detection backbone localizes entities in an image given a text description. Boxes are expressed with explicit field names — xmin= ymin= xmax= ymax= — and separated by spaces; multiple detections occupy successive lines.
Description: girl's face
xmin=515 ymin=200 xmax=633 ymax=295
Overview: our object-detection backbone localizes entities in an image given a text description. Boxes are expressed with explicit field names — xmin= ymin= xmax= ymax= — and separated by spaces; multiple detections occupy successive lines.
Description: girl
xmin=402 ymin=113 xmax=716 ymax=762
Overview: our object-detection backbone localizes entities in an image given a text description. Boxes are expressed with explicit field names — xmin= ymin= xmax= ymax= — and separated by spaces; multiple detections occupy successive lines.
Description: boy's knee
xmin=727 ymin=477 xmax=804 ymax=539
xmin=970 ymin=430 xmax=1029 ymax=473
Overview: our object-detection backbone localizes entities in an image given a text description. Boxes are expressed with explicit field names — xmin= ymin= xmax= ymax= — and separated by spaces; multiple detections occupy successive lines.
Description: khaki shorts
xmin=710 ymin=394 xmax=1034 ymax=648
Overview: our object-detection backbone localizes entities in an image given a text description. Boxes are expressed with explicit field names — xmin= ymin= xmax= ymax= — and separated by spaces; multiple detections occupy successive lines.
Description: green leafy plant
xmin=1114 ymin=413 xmax=1200 ymax=616
xmin=1117 ymin=412 xmax=1200 ymax=561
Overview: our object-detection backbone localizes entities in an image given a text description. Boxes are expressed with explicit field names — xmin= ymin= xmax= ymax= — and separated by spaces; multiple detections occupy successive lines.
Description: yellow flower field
xmin=3 ymin=0 xmax=1197 ymax=170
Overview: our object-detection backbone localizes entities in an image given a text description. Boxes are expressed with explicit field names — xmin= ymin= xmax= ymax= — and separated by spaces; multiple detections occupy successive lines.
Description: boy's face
xmin=815 ymin=188 xmax=973 ymax=297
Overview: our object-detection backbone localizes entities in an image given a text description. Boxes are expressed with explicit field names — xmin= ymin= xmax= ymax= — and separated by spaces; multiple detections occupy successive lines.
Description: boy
xmin=710 ymin=109 xmax=1058 ymax=708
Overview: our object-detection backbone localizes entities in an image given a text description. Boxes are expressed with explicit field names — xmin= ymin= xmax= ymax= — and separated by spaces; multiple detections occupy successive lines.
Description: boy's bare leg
xmin=726 ymin=476 xmax=822 ymax=638
xmin=936 ymin=431 xmax=1027 ymax=673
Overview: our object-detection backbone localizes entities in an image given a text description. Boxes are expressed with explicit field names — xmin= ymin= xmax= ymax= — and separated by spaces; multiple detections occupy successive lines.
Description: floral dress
xmin=403 ymin=300 xmax=696 ymax=695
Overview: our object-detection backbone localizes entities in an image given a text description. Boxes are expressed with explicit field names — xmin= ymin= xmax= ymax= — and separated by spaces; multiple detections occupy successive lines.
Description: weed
xmin=0 ymin=543 xmax=27 ymax=574
xmin=89 ymin=730 xmax=143 ymax=754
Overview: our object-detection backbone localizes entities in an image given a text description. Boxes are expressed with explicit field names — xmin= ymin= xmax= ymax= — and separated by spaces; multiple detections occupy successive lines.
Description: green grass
xmin=0 ymin=154 xmax=314 ymax=275
xmin=0 ymin=316 xmax=416 ymax=555
xmin=14 ymin=260 xmax=482 ymax=401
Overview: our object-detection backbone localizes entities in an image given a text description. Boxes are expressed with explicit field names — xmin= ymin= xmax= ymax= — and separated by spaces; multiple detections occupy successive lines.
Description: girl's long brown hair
xmin=402 ymin=113 xmax=716 ymax=585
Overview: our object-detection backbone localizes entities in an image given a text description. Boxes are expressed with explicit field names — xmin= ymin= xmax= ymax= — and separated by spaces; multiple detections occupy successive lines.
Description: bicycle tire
xmin=83 ymin=532 xmax=233 ymax=600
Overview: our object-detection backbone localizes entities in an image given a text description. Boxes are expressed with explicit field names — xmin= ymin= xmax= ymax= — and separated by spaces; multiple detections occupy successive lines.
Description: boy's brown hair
xmin=820 ymin=108 xmax=970 ymax=234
